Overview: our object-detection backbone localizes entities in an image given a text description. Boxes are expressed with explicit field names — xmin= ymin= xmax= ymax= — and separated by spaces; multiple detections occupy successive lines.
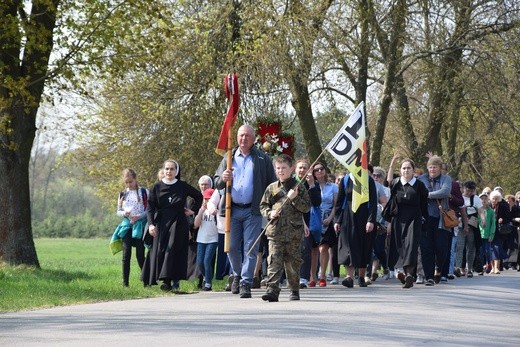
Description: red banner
xmin=215 ymin=74 xmax=239 ymax=156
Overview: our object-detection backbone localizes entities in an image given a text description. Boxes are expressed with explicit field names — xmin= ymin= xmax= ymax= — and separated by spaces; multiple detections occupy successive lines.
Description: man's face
xmin=237 ymin=126 xmax=255 ymax=151
xmin=463 ymin=187 xmax=475 ymax=197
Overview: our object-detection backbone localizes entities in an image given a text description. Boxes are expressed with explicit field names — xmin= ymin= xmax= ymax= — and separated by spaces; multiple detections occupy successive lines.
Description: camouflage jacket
xmin=260 ymin=178 xmax=310 ymax=241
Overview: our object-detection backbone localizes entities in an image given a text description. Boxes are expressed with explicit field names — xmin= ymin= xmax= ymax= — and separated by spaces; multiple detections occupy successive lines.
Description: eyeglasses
xmin=313 ymin=167 xmax=324 ymax=172
xmin=372 ymin=173 xmax=381 ymax=177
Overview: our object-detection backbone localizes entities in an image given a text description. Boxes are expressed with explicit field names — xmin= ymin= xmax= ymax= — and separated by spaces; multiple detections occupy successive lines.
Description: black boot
xmin=262 ymin=290 xmax=279 ymax=302
xmin=289 ymin=291 xmax=300 ymax=301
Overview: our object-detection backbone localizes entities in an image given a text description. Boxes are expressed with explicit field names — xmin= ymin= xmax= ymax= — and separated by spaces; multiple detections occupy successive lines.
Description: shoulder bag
xmin=437 ymin=199 xmax=458 ymax=229
xmin=497 ymin=222 xmax=513 ymax=235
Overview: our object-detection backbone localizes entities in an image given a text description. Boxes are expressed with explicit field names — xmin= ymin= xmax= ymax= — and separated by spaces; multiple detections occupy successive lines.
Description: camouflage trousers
xmin=266 ymin=238 xmax=302 ymax=294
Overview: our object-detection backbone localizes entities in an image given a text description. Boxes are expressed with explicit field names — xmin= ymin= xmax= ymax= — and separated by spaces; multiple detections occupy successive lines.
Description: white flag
xmin=325 ymin=102 xmax=369 ymax=212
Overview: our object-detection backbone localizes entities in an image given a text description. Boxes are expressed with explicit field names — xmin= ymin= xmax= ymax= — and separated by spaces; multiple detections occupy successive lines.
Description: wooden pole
xmin=224 ymin=126 xmax=233 ymax=252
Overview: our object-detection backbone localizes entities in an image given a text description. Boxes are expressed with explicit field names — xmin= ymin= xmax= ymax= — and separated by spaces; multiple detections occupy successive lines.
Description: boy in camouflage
xmin=260 ymin=154 xmax=310 ymax=301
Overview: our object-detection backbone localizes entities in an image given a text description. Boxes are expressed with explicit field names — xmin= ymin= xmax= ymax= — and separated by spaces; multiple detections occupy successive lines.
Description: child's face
xmin=481 ymin=195 xmax=489 ymax=207
xmin=124 ymin=177 xmax=137 ymax=190
xmin=275 ymin=162 xmax=293 ymax=182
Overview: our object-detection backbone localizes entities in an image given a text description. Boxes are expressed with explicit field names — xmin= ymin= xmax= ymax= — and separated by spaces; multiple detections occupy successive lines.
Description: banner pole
xmin=224 ymin=126 xmax=233 ymax=253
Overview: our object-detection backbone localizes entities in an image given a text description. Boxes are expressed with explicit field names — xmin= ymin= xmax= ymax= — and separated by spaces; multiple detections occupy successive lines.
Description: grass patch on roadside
xmin=0 ymin=238 xmax=227 ymax=312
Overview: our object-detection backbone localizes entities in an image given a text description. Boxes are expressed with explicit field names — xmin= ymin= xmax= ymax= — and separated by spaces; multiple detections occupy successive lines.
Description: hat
xmin=479 ymin=192 xmax=488 ymax=198
xmin=202 ymin=188 xmax=214 ymax=199
xmin=493 ymin=186 xmax=503 ymax=192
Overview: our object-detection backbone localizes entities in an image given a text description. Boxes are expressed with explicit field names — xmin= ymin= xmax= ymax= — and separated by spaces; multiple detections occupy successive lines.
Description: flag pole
xmin=224 ymin=126 xmax=233 ymax=253
xmin=245 ymin=148 xmax=329 ymax=257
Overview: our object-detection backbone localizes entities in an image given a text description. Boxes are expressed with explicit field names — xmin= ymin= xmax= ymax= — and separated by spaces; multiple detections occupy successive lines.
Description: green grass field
xmin=0 ymin=238 xmax=226 ymax=312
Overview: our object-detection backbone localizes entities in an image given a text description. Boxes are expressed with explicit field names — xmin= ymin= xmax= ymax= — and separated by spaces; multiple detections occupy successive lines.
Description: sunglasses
xmin=313 ymin=167 xmax=325 ymax=172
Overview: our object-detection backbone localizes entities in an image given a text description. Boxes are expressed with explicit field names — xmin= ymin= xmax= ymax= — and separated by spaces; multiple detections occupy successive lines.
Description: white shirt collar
xmin=400 ymin=176 xmax=416 ymax=186
xmin=162 ymin=178 xmax=177 ymax=185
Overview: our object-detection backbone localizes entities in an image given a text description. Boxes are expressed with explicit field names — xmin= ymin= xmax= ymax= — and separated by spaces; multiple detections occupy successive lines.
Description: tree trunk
xmin=369 ymin=0 xmax=407 ymax=165
xmin=420 ymin=2 xmax=471 ymax=158
xmin=290 ymin=83 xmax=323 ymax=163
xmin=0 ymin=0 xmax=60 ymax=266
xmin=0 ymin=105 xmax=40 ymax=266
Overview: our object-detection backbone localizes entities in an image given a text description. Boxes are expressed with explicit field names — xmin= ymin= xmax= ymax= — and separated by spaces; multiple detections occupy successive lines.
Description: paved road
xmin=1 ymin=271 xmax=519 ymax=346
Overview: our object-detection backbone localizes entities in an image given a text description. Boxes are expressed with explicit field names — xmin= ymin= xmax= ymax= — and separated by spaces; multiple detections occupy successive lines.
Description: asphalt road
xmin=1 ymin=270 xmax=519 ymax=346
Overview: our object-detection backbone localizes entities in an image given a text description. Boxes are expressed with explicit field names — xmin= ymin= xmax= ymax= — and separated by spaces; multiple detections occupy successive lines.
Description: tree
xmin=1 ymin=0 xmax=60 ymax=266
xmin=0 ymin=0 xmax=174 ymax=265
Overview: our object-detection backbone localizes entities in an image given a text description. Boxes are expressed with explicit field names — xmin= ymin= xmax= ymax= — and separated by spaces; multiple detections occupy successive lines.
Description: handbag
xmin=309 ymin=205 xmax=322 ymax=243
xmin=376 ymin=222 xmax=387 ymax=235
xmin=437 ymin=200 xmax=458 ymax=229
xmin=498 ymin=223 xmax=513 ymax=235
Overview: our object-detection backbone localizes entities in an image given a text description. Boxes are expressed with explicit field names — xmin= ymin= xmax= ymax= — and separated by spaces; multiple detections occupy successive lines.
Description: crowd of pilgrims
xmin=113 ymin=154 xmax=520 ymax=293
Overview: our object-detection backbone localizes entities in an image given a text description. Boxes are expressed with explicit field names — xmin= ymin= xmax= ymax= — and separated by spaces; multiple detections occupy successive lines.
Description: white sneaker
xmin=330 ymin=277 xmax=339 ymax=285
xmin=326 ymin=273 xmax=333 ymax=281
xmin=389 ymin=271 xmax=395 ymax=279
xmin=416 ymin=274 xmax=425 ymax=284
xmin=364 ymin=276 xmax=372 ymax=285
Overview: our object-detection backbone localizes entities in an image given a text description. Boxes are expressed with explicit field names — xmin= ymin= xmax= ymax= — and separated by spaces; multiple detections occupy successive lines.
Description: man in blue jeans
xmin=214 ymin=124 xmax=276 ymax=298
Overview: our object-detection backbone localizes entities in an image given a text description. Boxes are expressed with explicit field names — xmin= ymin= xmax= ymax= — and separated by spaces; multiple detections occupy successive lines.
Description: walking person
xmin=141 ymin=160 xmax=203 ymax=291
xmin=454 ymin=181 xmax=485 ymax=278
xmin=385 ymin=160 xmax=429 ymax=288
xmin=294 ymin=159 xmax=321 ymax=289
xmin=260 ymin=154 xmax=310 ymax=301
xmin=417 ymin=156 xmax=452 ymax=286
xmin=489 ymin=190 xmax=511 ymax=274
xmin=334 ymin=172 xmax=378 ymax=288
xmin=214 ymin=124 xmax=276 ymax=298
xmin=194 ymin=188 xmax=218 ymax=291
xmin=112 ymin=168 xmax=148 ymax=287
xmin=310 ymin=162 xmax=338 ymax=287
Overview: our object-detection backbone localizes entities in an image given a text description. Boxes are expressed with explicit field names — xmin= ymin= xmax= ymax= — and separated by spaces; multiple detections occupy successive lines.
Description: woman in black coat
xmin=489 ymin=190 xmax=511 ymax=274
xmin=334 ymin=173 xmax=377 ymax=288
xmin=386 ymin=159 xmax=429 ymax=288
xmin=141 ymin=160 xmax=202 ymax=291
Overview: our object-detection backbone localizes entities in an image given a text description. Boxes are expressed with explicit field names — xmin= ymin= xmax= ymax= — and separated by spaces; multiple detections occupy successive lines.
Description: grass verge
xmin=0 ymin=238 xmax=227 ymax=312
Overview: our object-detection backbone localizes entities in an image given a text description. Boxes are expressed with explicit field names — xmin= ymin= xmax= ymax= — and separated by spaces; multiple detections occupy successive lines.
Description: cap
xmin=479 ymin=192 xmax=488 ymax=198
xmin=203 ymin=188 xmax=214 ymax=199
xmin=493 ymin=186 xmax=503 ymax=192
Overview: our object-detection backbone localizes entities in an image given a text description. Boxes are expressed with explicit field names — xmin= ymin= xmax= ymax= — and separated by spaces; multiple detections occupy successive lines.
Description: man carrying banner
xmin=214 ymin=124 xmax=276 ymax=298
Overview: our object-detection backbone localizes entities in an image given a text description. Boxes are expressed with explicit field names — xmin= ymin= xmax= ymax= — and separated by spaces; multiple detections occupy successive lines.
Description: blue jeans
xmin=449 ymin=232 xmax=457 ymax=274
xmin=481 ymin=240 xmax=492 ymax=265
xmin=196 ymin=242 xmax=218 ymax=287
xmin=229 ymin=206 xmax=263 ymax=285
xmin=215 ymin=233 xmax=231 ymax=280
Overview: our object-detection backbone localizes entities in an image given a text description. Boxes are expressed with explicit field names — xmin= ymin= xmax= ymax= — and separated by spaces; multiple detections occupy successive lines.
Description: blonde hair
xmin=427 ymin=155 xmax=443 ymax=167
xmin=121 ymin=168 xmax=141 ymax=203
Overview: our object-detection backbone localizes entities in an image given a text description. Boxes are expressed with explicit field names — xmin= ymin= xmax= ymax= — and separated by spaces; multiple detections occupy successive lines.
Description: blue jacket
xmin=418 ymin=173 xmax=452 ymax=229
xmin=110 ymin=218 xmax=146 ymax=255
